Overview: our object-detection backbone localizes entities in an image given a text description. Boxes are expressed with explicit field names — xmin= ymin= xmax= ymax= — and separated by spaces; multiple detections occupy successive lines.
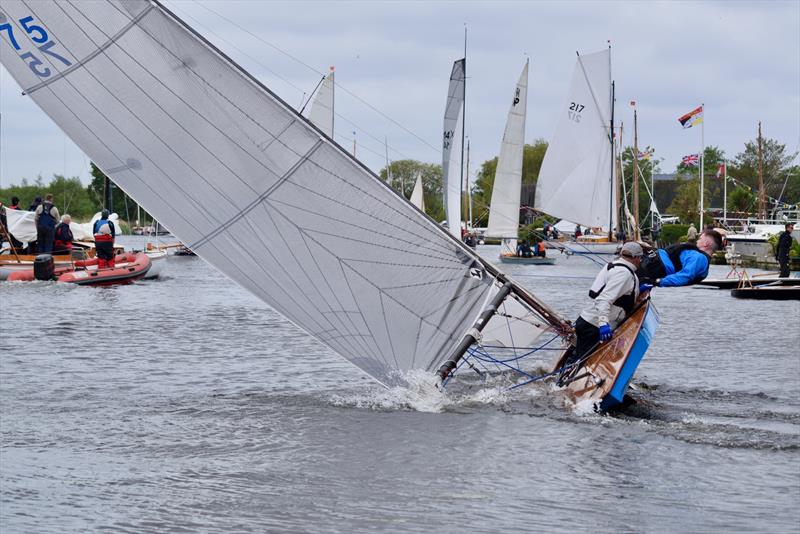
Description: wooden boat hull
xmin=499 ymin=255 xmax=556 ymax=265
xmin=731 ymin=286 xmax=800 ymax=300
xmin=556 ymin=300 xmax=659 ymax=411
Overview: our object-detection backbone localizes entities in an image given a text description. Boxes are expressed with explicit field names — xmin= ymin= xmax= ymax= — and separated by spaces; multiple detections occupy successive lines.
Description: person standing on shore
xmin=776 ymin=222 xmax=795 ymax=278
xmin=687 ymin=223 xmax=698 ymax=244
xmin=34 ymin=194 xmax=60 ymax=254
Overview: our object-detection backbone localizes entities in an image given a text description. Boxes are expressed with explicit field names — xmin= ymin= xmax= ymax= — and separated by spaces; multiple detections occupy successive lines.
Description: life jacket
xmin=54 ymin=223 xmax=72 ymax=243
xmin=38 ymin=202 xmax=57 ymax=229
xmin=588 ymin=261 xmax=637 ymax=314
xmin=93 ymin=219 xmax=115 ymax=241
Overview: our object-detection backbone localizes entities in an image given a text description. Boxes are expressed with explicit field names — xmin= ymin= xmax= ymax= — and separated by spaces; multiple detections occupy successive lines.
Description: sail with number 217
xmin=535 ymin=48 xmax=616 ymax=233
xmin=0 ymin=1 xmax=656 ymax=410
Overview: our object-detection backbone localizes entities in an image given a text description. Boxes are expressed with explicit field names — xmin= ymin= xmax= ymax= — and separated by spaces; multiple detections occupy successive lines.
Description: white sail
xmin=535 ymin=49 xmax=614 ymax=230
xmin=410 ymin=172 xmax=425 ymax=212
xmin=1 ymin=0 xmax=564 ymax=385
xmin=307 ymin=68 xmax=334 ymax=139
xmin=442 ymin=58 xmax=465 ymax=238
xmin=487 ymin=60 xmax=528 ymax=256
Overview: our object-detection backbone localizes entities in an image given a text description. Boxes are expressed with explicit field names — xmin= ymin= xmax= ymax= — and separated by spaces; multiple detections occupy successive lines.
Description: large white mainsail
xmin=535 ymin=49 xmax=614 ymax=230
xmin=0 ymin=0 xmax=571 ymax=386
xmin=487 ymin=60 xmax=528 ymax=257
xmin=307 ymin=67 xmax=334 ymax=139
xmin=409 ymin=172 xmax=425 ymax=212
xmin=442 ymin=58 xmax=465 ymax=238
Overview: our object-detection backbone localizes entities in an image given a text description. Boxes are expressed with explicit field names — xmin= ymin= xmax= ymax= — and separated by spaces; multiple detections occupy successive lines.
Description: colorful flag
xmin=637 ymin=147 xmax=654 ymax=161
xmin=716 ymin=163 xmax=726 ymax=178
xmin=682 ymin=153 xmax=699 ymax=166
xmin=678 ymin=106 xmax=704 ymax=129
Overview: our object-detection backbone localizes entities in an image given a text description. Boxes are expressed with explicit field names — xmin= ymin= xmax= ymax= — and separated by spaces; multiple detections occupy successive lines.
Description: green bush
xmin=659 ymin=224 xmax=689 ymax=245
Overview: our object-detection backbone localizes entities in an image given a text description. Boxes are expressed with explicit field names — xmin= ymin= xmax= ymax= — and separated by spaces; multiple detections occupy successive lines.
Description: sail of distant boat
xmin=308 ymin=67 xmax=334 ymax=139
xmin=535 ymin=48 xmax=615 ymax=231
xmin=487 ymin=60 xmax=528 ymax=257
xmin=409 ymin=172 xmax=425 ymax=212
xmin=1 ymin=0 xmax=575 ymax=387
xmin=442 ymin=58 xmax=465 ymax=238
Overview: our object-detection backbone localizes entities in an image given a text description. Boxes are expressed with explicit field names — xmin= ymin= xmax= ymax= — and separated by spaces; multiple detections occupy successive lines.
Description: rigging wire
xmin=185 ymin=0 xmax=444 ymax=162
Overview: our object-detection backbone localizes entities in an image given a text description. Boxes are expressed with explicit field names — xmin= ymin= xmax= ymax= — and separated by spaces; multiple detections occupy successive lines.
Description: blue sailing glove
xmin=639 ymin=283 xmax=654 ymax=293
xmin=598 ymin=323 xmax=613 ymax=341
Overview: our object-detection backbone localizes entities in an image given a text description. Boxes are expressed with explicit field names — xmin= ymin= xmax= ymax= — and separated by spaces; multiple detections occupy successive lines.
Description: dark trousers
xmin=779 ymin=258 xmax=790 ymax=278
xmin=37 ymin=226 xmax=55 ymax=253
xmin=574 ymin=317 xmax=600 ymax=360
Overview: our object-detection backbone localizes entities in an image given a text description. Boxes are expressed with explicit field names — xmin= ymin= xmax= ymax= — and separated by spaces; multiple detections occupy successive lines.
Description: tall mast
xmin=616 ymin=122 xmax=623 ymax=237
xmin=330 ymin=66 xmax=335 ymax=138
xmin=608 ymin=43 xmax=615 ymax=240
xmin=632 ymin=104 xmax=640 ymax=240
xmin=757 ymin=121 xmax=766 ymax=220
xmin=460 ymin=25 xmax=467 ymax=237
xmin=699 ymin=102 xmax=705 ymax=229
xmin=467 ymin=138 xmax=472 ymax=230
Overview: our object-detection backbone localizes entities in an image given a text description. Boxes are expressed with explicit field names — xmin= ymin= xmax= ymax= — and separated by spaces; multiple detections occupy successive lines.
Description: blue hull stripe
xmin=600 ymin=305 xmax=659 ymax=410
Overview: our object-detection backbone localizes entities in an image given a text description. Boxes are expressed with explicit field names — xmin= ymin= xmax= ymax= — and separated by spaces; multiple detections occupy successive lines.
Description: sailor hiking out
xmin=93 ymin=209 xmax=116 ymax=269
xmin=573 ymin=242 xmax=644 ymax=361
xmin=638 ymin=229 xmax=723 ymax=287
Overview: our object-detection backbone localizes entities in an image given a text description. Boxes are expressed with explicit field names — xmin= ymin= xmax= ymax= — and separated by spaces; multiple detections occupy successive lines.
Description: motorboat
xmin=7 ymin=252 xmax=151 ymax=286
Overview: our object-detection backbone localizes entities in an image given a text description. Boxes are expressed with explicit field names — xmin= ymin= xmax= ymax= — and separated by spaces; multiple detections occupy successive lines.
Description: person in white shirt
xmin=573 ymin=241 xmax=645 ymax=360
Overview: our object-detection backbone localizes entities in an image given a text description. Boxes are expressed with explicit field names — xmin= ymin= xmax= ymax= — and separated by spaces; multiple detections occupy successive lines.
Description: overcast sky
xmin=1 ymin=0 xmax=798 ymax=190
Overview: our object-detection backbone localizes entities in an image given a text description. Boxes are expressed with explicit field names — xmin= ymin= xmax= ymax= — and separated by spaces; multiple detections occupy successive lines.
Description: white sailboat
xmin=442 ymin=58 xmax=465 ymax=239
xmin=536 ymin=48 xmax=619 ymax=256
xmin=307 ymin=66 xmax=334 ymax=139
xmin=0 ymin=0 xmax=656 ymax=410
xmin=486 ymin=60 xmax=554 ymax=265
xmin=409 ymin=172 xmax=425 ymax=212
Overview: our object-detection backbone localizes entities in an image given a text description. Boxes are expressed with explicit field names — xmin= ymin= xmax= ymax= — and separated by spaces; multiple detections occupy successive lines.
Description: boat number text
xmin=0 ymin=15 xmax=72 ymax=78
xmin=443 ymin=129 xmax=456 ymax=150
xmin=568 ymin=102 xmax=585 ymax=123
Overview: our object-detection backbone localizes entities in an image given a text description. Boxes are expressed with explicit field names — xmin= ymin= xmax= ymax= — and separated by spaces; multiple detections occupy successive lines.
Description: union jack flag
xmin=682 ymin=153 xmax=699 ymax=166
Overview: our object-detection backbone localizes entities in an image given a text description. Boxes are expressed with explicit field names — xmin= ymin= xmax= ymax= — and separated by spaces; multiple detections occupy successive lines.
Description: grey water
xmin=1 ymin=239 xmax=798 ymax=533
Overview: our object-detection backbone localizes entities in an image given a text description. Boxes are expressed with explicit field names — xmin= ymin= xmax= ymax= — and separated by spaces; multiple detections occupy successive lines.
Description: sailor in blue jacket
xmin=639 ymin=229 xmax=723 ymax=287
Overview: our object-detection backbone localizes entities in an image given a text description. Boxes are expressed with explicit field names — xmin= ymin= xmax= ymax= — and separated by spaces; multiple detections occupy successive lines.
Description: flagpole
xmin=723 ymin=159 xmax=728 ymax=222
xmin=632 ymin=104 xmax=640 ymax=240
xmin=699 ymin=103 xmax=705 ymax=229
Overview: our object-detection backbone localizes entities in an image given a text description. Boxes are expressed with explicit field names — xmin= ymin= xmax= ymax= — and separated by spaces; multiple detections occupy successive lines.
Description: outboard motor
xmin=33 ymin=254 xmax=55 ymax=281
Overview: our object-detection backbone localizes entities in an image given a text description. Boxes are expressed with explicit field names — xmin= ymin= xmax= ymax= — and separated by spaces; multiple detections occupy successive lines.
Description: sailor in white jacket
xmin=574 ymin=241 xmax=644 ymax=360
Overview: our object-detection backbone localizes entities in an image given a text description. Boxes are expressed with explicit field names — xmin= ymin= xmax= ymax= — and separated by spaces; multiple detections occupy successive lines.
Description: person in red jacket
xmin=53 ymin=215 xmax=74 ymax=255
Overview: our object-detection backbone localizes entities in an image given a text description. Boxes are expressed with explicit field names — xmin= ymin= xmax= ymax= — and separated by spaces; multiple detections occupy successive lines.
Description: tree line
xmin=2 ymin=134 xmax=796 ymax=230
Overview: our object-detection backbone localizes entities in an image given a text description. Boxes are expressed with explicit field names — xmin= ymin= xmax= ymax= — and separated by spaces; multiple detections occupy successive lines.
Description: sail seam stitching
xmin=190 ymin=138 xmax=323 ymax=251
xmin=23 ymin=4 xmax=155 ymax=95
